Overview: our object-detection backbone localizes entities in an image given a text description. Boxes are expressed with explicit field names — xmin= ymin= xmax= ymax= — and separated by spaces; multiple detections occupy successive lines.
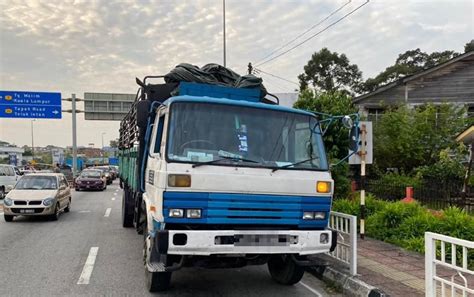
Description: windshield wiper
xmin=271 ymin=157 xmax=319 ymax=172
xmin=192 ymin=155 xmax=260 ymax=168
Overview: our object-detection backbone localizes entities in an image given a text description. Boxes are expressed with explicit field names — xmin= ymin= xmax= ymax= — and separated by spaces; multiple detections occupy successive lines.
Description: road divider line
xmin=113 ymin=193 xmax=117 ymax=196
xmin=77 ymin=247 xmax=99 ymax=285
xmin=104 ymin=208 xmax=111 ymax=217
xmin=78 ymin=210 xmax=91 ymax=213
xmin=299 ymin=281 xmax=323 ymax=297
xmin=111 ymin=197 xmax=116 ymax=201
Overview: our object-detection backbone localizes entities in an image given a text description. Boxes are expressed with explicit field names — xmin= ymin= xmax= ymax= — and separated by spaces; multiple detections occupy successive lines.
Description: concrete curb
xmin=308 ymin=265 xmax=388 ymax=297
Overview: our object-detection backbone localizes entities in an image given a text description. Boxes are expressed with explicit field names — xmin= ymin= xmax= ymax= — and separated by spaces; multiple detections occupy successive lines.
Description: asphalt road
xmin=0 ymin=183 xmax=340 ymax=297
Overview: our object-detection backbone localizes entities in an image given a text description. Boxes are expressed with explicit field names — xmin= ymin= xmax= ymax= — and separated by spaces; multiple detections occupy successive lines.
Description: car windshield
xmin=15 ymin=176 xmax=58 ymax=190
xmin=166 ymin=102 xmax=328 ymax=171
xmin=80 ymin=171 xmax=101 ymax=178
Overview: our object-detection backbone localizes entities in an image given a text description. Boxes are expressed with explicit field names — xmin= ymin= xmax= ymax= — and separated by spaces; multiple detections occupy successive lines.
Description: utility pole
xmin=72 ymin=94 xmax=78 ymax=177
xmin=101 ymin=132 xmax=106 ymax=165
xmin=223 ymin=0 xmax=226 ymax=67
xmin=30 ymin=119 xmax=35 ymax=162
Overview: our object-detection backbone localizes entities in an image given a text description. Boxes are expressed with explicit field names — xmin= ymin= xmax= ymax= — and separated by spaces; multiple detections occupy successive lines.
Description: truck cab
xmin=119 ymin=80 xmax=337 ymax=292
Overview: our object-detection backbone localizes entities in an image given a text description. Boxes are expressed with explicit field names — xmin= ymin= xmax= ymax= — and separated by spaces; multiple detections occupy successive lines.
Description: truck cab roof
xmin=163 ymin=95 xmax=314 ymax=117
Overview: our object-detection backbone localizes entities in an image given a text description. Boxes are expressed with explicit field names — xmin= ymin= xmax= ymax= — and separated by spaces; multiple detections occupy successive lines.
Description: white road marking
xmin=111 ymin=197 xmax=116 ymax=201
xmin=77 ymin=247 xmax=99 ymax=285
xmin=78 ymin=210 xmax=91 ymax=213
xmin=299 ymin=281 xmax=323 ymax=297
xmin=104 ymin=208 xmax=111 ymax=217
xmin=113 ymin=193 xmax=117 ymax=196
xmin=0 ymin=213 xmax=3 ymax=215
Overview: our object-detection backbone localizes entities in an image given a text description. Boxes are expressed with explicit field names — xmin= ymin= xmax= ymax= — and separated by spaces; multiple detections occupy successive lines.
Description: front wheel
xmin=64 ymin=198 xmax=71 ymax=213
xmin=4 ymin=214 xmax=14 ymax=222
xmin=267 ymin=255 xmax=305 ymax=285
xmin=143 ymin=217 xmax=172 ymax=292
xmin=49 ymin=203 xmax=60 ymax=221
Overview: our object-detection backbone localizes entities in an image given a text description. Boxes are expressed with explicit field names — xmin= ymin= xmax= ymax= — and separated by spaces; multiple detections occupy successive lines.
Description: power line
xmin=255 ymin=0 xmax=370 ymax=67
xmin=254 ymin=0 xmax=351 ymax=65
xmin=254 ymin=68 xmax=299 ymax=86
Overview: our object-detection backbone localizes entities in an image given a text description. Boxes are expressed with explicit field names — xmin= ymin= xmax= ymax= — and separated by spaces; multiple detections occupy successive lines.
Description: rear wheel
xmin=50 ymin=203 xmax=60 ymax=221
xmin=4 ymin=214 xmax=14 ymax=222
xmin=267 ymin=255 xmax=305 ymax=285
xmin=0 ymin=187 xmax=5 ymax=199
xmin=122 ymin=189 xmax=134 ymax=228
xmin=143 ymin=217 xmax=172 ymax=292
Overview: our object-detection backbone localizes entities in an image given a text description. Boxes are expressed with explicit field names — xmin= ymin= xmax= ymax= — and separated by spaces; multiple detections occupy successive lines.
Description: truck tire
xmin=143 ymin=217 xmax=172 ymax=292
xmin=267 ymin=255 xmax=305 ymax=285
xmin=122 ymin=189 xmax=134 ymax=228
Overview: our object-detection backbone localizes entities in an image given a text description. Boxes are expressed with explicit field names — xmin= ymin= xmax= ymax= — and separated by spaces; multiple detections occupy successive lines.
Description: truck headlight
xmin=314 ymin=212 xmax=326 ymax=220
xmin=169 ymin=208 xmax=184 ymax=218
xmin=4 ymin=198 xmax=13 ymax=206
xmin=186 ymin=209 xmax=201 ymax=219
xmin=302 ymin=212 xmax=314 ymax=220
xmin=168 ymin=174 xmax=191 ymax=187
xmin=43 ymin=198 xmax=55 ymax=206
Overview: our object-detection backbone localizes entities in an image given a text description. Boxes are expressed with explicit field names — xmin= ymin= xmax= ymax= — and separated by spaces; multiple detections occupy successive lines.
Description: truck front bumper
xmin=155 ymin=229 xmax=336 ymax=256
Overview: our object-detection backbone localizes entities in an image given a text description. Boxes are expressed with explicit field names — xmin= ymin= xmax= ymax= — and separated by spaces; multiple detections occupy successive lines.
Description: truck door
xmin=145 ymin=108 xmax=168 ymax=219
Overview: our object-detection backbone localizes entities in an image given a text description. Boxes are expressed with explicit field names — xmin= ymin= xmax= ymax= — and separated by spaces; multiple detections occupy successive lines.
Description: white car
xmin=0 ymin=164 xmax=18 ymax=199
xmin=3 ymin=173 xmax=72 ymax=222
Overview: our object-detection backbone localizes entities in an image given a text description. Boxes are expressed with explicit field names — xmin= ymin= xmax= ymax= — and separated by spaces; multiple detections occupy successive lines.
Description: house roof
xmin=354 ymin=51 xmax=474 ymax=103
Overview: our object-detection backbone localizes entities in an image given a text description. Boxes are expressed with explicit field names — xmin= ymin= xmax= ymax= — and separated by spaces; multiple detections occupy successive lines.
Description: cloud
xmin=0 ymin=0 xmax=472 ymax=147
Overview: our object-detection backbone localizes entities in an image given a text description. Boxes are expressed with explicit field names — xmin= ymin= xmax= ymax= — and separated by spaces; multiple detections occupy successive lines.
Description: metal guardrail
xmin=425 ymin=232 xmax=474 ymax=296
xmin=328 ymin=211 xmax=357 ymax=276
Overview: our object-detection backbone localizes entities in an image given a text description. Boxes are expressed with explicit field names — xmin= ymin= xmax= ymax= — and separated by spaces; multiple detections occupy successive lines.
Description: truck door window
xmin=153 ymin=115 xmax=165 ymax=154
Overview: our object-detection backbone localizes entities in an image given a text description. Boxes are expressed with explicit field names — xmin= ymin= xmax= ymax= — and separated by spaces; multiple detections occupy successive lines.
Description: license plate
xmin=20 ymin=209 xmax=35 ymax=214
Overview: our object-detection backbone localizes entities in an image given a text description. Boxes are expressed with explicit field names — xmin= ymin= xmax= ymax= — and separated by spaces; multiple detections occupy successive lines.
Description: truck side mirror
xmin=349 ymin=126 xmax=359 ymax=152
xmin=342 ymin=115 xmax=353 ymax=129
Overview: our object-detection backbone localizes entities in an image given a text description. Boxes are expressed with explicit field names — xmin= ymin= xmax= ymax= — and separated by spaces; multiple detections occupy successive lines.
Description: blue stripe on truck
xmin=163 ymin=191 xmax=331 ymax=229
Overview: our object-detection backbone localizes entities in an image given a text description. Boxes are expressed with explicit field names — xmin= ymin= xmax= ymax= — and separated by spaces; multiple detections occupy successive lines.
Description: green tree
xmin=294 ymin=90 xmax=357 ymax=199
xmin=298 ymin=48 xmax=363 ymax=94
xmin=374 ymin=103 xmax=467 ymax=173
xmin=465 ymin=40 xmax=474 ymax=53
xmin=363 ymin=48 xmax=460 ymax=92
xmin=109 ymin=139 xmax=119 ymax=148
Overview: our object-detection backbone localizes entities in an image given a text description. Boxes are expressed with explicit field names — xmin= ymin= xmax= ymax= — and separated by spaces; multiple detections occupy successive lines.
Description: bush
xmin=332 ymin=194 xmax=387 ymax=217
xmin=366 ymin=202 xmax=425 ymax=241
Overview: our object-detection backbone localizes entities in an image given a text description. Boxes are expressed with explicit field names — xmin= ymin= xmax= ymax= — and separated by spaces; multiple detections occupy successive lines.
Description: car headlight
xmin=43 ymin=198 xmax=55 ymax=207
xmin=4 ymin=198 xmax=13 ymax=206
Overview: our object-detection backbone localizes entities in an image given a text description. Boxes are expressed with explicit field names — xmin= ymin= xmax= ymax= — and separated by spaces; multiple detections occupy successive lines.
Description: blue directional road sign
xmin=0 ymin=90 xmax=62 ymax=119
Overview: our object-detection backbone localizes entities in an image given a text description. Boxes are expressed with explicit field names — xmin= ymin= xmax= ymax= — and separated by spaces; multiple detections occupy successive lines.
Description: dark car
xmin=92 ymin=166 xmax=113 ymax=185
xmin=75 ymin=170 xmax=106 ymax=191
xmin=108 ymin=166 xmax=118 ymax=180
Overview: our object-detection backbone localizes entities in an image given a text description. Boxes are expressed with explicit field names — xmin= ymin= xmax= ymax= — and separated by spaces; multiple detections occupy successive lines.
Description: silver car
xmin=3 ymin=173 xmax=72 ymax=222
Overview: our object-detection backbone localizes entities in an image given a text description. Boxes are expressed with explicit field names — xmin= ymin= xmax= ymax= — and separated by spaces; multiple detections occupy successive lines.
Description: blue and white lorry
xmin=118 ymin=65 xmax=355 ymax=292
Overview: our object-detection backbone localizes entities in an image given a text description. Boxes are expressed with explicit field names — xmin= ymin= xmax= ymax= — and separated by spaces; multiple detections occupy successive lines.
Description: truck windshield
xmin=166 ymin=102 xmax=328 ymax=171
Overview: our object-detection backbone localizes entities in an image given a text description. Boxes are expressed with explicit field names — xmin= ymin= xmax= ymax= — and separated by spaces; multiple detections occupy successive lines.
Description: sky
xmin=0 ymin=0 xmax=473 ymax=148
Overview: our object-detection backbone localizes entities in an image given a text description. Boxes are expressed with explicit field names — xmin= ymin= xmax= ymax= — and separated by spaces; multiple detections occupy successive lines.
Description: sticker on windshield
xmin=238 ymin=134 xmax=248 ymax=152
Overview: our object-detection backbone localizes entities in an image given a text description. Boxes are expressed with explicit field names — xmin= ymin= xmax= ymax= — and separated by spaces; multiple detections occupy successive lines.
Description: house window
xmin=367 ymin=108 xmax=385 ymax=123
xmin=467 ymin=106 xmax=474 ymax=119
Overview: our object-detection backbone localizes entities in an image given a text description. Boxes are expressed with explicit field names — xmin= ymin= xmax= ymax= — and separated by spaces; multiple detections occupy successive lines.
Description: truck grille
xmin=163 ymin=191 xmax=331 ymax=228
